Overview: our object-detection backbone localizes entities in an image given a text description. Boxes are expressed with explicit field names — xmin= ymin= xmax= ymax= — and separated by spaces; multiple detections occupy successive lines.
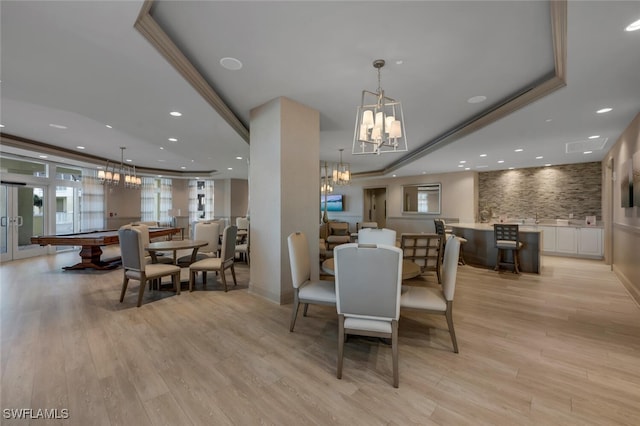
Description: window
xmin=141 ymin=177 xmax=173 ymax=224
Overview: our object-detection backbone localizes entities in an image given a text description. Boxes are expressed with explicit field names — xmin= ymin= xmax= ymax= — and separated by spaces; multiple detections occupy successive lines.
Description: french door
xmin=0 ymin=183 xmax=49 ymax=262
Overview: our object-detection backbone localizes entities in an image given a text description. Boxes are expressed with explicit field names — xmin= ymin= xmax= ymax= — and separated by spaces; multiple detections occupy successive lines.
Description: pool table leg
xmin=62 ymin=245 xmax=121 ymax=270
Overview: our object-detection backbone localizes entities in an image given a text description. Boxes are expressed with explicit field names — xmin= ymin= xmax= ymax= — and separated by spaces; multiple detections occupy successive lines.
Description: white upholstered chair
xmin=235 ymin=229 xmax=249 ymax=264
xmin=177 ymin=221 xmax=219 ymax=265
xmin=400 ymin=235 xmax=461 ymax=353
xmin=188 ymin=225 xmax=238 ymax=292
xmin=287 ymin=232 xmax=336 ymax=332
xmin=356 ymin=221 xmax=378 ymax=231
xmin=334 ymin=243 xmax=403 ymax=388
xmin=121 ymin=223 xmax=173 ymax=265
xmin=118 ymin=226 xmax=181 ymax=307
xmin=357 ymin=228 xmax=397 ymax=246
xmin=235 ymin=217 xmax=249 ymax=231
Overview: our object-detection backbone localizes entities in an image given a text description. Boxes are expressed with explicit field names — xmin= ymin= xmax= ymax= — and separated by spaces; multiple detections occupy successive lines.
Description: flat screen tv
xmin=321 ymin=194 xmax=344 ymax=212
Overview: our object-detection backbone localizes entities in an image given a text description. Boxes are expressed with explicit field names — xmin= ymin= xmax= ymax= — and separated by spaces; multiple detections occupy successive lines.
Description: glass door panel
xmin=1 ymin=184 xmax=48 ymax=261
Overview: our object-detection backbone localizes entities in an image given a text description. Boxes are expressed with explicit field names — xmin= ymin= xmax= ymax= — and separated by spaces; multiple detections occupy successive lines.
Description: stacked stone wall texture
xmin=478 ymin=162 xmax=602 ymax=221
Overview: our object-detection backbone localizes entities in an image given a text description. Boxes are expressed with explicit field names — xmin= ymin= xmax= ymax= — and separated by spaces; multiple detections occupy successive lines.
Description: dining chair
xmin=357 ymin=228 xmax=396 ymax=246
xmin=435 ymin=219 xmax=467 ymax=265
xmin=334 ymin=242 xmax=403 ymax=387
xmin=176 ymin=221 xmax=219 ymax=265
xmin=287 ymin=232 xmax=336 ymax=332
xmin=118 ymin=226 xmax=181 ymax=307
xmin=400 ymin=233 xmax=443 ymax=283
xmin=188 ymin=225 xmax=238 ymax=292
xmin=356 ymin=221 xmax=378 ymax=231
xmin=121 ymin=223 xmax=174 ymax=265
xmin=400 ymin=235 xmax=461 ymax=353
xmin=235 ymin=227 xmax=249 ymax=264
xmin=494 ymin=223 xmax=523 ymax=273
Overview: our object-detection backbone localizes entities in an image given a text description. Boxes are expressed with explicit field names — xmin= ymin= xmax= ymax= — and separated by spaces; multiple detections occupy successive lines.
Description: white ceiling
xmin=1 ymin=1 xmax=639 ymax=180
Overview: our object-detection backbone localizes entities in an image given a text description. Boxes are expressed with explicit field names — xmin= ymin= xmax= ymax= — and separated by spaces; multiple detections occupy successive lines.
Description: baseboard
xmin=614 ymin=264 xmax=640 ymax=309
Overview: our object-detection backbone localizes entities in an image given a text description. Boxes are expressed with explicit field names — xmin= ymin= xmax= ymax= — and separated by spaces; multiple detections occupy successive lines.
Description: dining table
xmin=321 ymin=257 xmax=421 ymax=281
xmin=146 ymin=239 xmax=208 ymax=284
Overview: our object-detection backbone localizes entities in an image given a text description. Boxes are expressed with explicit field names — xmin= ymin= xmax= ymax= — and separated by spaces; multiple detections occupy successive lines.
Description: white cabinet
xmin=578 ymin=228 xmax=603 ymax=257
xmin=556 ymin=227 xmax=578 ymax=254
xmin=539 ymin=226 xmax=557 ymax=252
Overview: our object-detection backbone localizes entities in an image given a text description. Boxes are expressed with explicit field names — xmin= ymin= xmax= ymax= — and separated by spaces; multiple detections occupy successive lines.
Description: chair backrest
xmin=334 ymin=243 xmax=403 ymax=321
xmin=434 ymin=220 xmax=446 ymax=236
xmin=123 ymin=223 xmax=150 ymax=246
xmin=494 ymin=224 xmax=519 ymax=245
xmin=135 ymin=221 xmax=159 ymax=227
xmin=220 ymin=225 xmax=238 ymax=262
xmin=118 ymin=226 xmax=145 ymax=272
xmin=328 ymin=221 xmax=349 ymax=236
xmin=236 ymin=217 xmax=249 ymax=230
xmin=441 ymin=236 xmax=461 ymax=301
xmin=400 ymin=233 xmax=442 ymax=270
xmin=358 ymin=228 xmax=396 ymax=246
xmin=357 ymin=221 xmax=378 ymax=231
xmin=287 ymin=232 xmax=310 ymax=289
xmin=194 ymin=221 xmax=220 ymax=254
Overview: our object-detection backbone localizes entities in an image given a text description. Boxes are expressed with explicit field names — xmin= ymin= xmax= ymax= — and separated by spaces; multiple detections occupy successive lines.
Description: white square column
xmin=249 ymin=97 xmax=320 ymax=304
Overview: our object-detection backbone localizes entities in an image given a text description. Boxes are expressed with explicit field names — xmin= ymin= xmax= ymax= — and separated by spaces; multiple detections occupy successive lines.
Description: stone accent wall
xmin=478 ymin=162 xmax=602 ymax=221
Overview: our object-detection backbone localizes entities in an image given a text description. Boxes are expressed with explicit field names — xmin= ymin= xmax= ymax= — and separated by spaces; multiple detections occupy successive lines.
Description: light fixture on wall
xmin=331 ymin=149 xmax=351 ymax=185
xmin=98 ymin=147 xmax=141 ymax=188
xmin=353 ymin=59 xmax=408 ymax=155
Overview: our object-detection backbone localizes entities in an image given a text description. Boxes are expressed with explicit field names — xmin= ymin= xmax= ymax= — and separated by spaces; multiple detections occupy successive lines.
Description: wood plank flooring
xmin=1 ymin=249 xmax=639 ymax=425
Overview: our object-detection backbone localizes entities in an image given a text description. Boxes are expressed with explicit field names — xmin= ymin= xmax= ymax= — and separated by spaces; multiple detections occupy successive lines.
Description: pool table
xmin=31 ymin=227 xmax=181 ymax=270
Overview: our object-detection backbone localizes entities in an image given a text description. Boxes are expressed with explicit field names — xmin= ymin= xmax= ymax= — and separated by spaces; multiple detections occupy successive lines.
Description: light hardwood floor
xmin=1 ymin=249 xmax=640 ymax=425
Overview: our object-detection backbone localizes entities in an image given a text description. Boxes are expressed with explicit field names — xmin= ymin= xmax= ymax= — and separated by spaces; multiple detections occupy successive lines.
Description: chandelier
xmin=331 ymin=149 xmax=351 ymax=185
xmin=352 ymin=59 xmax=408 ymax=155
xmin=97 ymin=147 xmax=141 ymax=188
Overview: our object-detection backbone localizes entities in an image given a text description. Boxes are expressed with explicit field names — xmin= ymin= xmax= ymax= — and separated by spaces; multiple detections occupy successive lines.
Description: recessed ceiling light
xmin=158 ymin=159 xmax=165 ymax=162
xmin=545 ymin=164 xmax=552 ymax=167
xmin=596 ymin=107 xmax=612 ymax=114
xmin=236 ymin=156 xmax=243 ymax=160
xmin=395 ymin=60 xmax=404 ymax=65
xmin=588 ymin=135 xmax=600 ymax=139
xmin=422 ymin=171 xmax=427 ymax=174
xmin=76 ymin=146 xmax=85 ymax=150
xmin=180 ymin=166 xmax=186 ymax=170
xmin=392 ymin=174 xmax=397 ymax=177
xmin=49 ymin=123 xmax=67 ymax=129
xmin=467 ymin=95 xmax=487 ymax=104
xmin=38 ymin=155 xmax=47 ymax=159
xmin=169 ymin=111 xmax=182 ymax=117
xmin=479 ymin=154 xmax=487 ymax=157
xmin=227 ymin=167 xmax=233 ymax=170
xmin=625 ymin=18 xmax=640 ymax=32
xmin=465 ymin=168 xmax=470 ymax=171
xmin=105 ymin=124 xmax=112 ymax=129
xmin=508 ymin=167 xmax=515 ymax=170
xmin=497 ymin=160 xmax=505 ymax=163
xmin=459 ymin=160 xmax=466 ymax=164
xmin=220 ymin=57 xmax=243 ymax=71
xmin=168 ymin=138 xmax=177 ymax=142
xmin=476 ymin=165 xmax=488 ymax=169
xmin=458 ymin=165 xmax=464 ymax=168
xmin=545 ymin=118 xmax=553 ymax=122
xmin=536 ymin=156 xmax=544 ymax=159
xmin=125 ymin=159 xmax=132 ymax=162
xmin=584 ymin=151 xmax=593 ymax=154
xmin=159 ymin=147 xmax=164 ymax=150
xmin=514 ymin=148 xmax=524 ymax=152
xmin=157 ymin=175 xmax=163 ymax=178
xmin=0 ymin=124 xmax=5 ymax=128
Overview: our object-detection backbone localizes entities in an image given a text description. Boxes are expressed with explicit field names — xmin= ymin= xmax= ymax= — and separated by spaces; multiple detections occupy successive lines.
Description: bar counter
xmin=449 ymin=223 xmax=541 ymax=274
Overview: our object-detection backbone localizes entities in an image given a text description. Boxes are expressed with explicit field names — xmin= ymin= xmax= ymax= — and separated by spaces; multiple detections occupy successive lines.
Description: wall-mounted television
xmin=321 ymin=194 xmax=344 ymax=212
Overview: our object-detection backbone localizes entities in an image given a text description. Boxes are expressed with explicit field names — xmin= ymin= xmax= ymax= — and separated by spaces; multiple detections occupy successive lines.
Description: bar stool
xmin=493 ymin=224 xmax=523 ymax=273
xmin=435 ymin=219 xmax=466 ymax=265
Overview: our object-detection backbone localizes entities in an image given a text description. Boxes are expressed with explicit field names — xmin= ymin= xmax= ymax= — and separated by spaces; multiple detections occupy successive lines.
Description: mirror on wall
xmin=402 ymin=183 xmax=441 ymax=214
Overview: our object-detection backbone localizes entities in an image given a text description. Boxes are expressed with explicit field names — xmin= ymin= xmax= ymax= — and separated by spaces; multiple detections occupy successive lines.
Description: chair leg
xmin=303 ymin=303 xmax=309 ymax=317
xmin=230 ymin=264 xmax=237 ymax=286
xmin=458 ymin=245 xmax=466 ymax=265
xmin=220 ymin=268 xmax=228 ymax=292
xmin=202 ymin=271 xmax=207 ymax=288
xmin=514 ymin=250 xmax=520 ymax=274
xmin=337 ymin=315 xmax=345 ymax=379
xmin=445 ymin=302 xmax=458 ymax=353
xmin=137 ymin=273 xmax=147 ymax=308
xmin=495 ymin=249 xmax=501 ymax=271
xmin=289 ymin=291 xmax=300 ymax=332
xmin=392 ymin=319 xmax=399 ymax=388
xmin=174 ymin=272 xmax=180 ymax=295
xmin=120 ymin=276 xmax=129 ymax=303
xmin=189 ymin=270 xmax=195 ymax=292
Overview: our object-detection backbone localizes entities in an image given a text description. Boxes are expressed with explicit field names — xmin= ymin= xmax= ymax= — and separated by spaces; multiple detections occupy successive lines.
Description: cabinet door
xmin=539 ymin=226 xmax=556 ymax=252
xmin=556 ymin=227 xmax=577 ymax=254
xmin=578 ymin=228 xmax=603 ymax=257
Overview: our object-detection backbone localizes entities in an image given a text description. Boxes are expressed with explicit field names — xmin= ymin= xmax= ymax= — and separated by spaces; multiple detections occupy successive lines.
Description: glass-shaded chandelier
xmin=352 ymin=59 xmax=408 ymax=155
xmin=331 ymin=149 xmax=351 ymax=185
xmin=97 ymin=147 xmax=141 ymax=188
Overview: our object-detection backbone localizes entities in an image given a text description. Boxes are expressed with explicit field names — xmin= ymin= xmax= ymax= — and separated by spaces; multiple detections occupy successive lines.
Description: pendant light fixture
xmin=331 ymin=149 xmax=351 ymax=185
xmin=352 ymin=59 xmax=408 ymax=155
xmin=97 ymin=147 xmax=141 ymax=188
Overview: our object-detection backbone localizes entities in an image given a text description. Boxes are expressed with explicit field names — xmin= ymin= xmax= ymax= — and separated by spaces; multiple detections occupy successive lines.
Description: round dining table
xmin=321 ymin=257 xmax=421 ymax=280
xmin=146 ymin=239 xmax=208 ymax=265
